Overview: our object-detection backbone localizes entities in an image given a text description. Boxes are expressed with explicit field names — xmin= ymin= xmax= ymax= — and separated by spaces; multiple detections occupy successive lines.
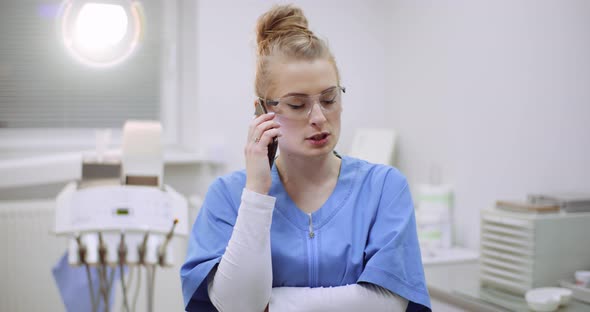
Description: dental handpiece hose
xmin=118 ymin=232 xmax=130 ymax=312
xmin=76 ymin=235 xmax=97 ymax=312
xmin=138 ymin=230 xmax=149 ymax=265
xmin=138 ymin=230 xmax=150 ymax=312
xmin=158 ymin=219 xmax=178 ymax=266
xmin=98 ymin=232 xmax=109 ymax=312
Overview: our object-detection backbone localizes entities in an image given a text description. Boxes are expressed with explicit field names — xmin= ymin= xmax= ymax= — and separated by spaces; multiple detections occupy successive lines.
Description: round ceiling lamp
xmin=60 ymin=0 xmax=143 ymax=68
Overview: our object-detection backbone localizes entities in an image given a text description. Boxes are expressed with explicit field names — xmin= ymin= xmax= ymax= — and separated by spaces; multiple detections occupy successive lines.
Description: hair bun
xmin=256 ymin=4 xmax=312 ymax=55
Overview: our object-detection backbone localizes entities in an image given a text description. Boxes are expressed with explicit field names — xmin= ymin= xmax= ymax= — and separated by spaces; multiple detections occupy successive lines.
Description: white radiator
xmin=0 ymin=200 xmax=65 ymax=311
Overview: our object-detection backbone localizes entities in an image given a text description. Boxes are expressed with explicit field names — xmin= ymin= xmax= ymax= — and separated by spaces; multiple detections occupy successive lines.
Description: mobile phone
xmin=255 ymin=100 xmax=279 ymax=167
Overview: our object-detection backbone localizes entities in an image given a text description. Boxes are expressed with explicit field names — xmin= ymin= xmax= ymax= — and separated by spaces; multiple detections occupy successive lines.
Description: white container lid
xmin=575 ymin=271 xmax=590 ymax=283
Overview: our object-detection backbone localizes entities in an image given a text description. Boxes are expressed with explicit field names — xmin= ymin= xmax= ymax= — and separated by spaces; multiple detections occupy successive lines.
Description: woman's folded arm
xmin=268 ymin=283 xmax=408 ymax=312
xmin=207 ymin=189 xmax=275 ymax=312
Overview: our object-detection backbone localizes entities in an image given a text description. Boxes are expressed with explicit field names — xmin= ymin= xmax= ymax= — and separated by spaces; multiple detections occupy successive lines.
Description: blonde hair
xmin=255 ymin=4 xmax=340 ymax=98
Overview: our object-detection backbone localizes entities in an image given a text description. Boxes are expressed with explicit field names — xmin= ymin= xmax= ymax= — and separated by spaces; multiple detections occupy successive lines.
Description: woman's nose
xmin=308 ymin=103 xmax=327 ymax=124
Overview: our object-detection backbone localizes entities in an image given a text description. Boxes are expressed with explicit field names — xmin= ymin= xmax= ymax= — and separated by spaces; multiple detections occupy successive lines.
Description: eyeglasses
xmin=258 ymin=86 xmax=346 ymax=121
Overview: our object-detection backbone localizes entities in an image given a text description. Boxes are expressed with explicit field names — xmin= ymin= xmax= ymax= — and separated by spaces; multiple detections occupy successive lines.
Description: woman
xmin=181 ymin=4 xmax=431 ymax=312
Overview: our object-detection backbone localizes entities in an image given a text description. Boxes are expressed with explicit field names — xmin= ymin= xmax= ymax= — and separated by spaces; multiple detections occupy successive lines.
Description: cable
xmin=158 ymin=219 xmax=178 ymax=266
xmin=121 ymin=266 xmax=134 ymax=312
xmin=118 ymin=232 xmax=130 ymax=312
xmin=132 ymin=264 xmax=142 ymax=312
xmin=76 ymin=235 xmax=97 ymax=312
xmin=148 ymin=264 xmax=156 ymax=312
xmin=126 ymin=266 xmax=135 ymax=291
xmin=138 ymin=231 xmax=149 ymax=265
xmin=106 ymin=266 xmax=116 ymax=312
xmin=85 ymin=265 xmax=97 ymax=312
xmin=136 ymin=230 xmax=150 ymax=312
xmin=150 ymin=218 xmax=177 ymax=312
xmin=146 ymin=265 xmax=152 ymax=312
xmin=97 ymin=265 xmax=109 ymax=312
xmin=97 ymin=232 xmax=109 ymax=312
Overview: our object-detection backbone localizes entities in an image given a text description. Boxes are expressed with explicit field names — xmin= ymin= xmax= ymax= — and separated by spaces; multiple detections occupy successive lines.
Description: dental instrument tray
xmin=54 ymin=182 xmax=188 ymax=266
xmin=55 ymin=182 xmax=187 ymax=236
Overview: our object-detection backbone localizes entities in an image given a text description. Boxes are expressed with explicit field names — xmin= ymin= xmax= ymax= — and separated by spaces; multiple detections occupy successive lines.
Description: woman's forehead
xmin=269 ymin=58 xmax=338 ymax=97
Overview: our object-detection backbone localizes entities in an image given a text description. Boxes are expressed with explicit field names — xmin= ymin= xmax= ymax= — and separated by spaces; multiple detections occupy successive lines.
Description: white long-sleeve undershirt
xmin=207 ymin=188 xmax=408 ymax=312
xmin=269 ymin=283 xmax=408 ymax=312
xmin=207 ymin=188 xmax=275 ymax=312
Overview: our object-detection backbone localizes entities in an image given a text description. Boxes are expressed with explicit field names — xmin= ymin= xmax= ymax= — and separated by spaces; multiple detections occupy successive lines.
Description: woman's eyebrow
xmin=320 ymin=86 xmax=338 ymax=94
xmin=280 ymin=86 xmax=337 ymax=97
xmin=281 ymin=91 xmax=309 ymax=97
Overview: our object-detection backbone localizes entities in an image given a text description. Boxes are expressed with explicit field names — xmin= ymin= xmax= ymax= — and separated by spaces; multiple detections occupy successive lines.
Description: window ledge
xmin=163 ymin=146 xmax=222 ymax=166
xmin=0 ymin=147 xmax=223 ymax=189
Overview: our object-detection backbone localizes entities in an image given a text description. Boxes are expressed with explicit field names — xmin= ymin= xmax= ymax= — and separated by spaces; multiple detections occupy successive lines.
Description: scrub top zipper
xmin=308 ymin=213 xmax=315 ymax=238
xmin=307 ymin=213 xmax=318 ymax=287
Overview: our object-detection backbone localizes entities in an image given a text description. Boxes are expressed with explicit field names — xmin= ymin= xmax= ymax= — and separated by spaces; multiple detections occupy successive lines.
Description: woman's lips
xmin=307 ymin=133 xmax=330 ymax=146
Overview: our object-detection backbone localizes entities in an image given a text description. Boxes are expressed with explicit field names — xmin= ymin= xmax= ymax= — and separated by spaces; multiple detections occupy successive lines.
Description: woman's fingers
xmin=249 ymin=113 xmax=281 ymax=145
xmin=257 ymin=128 xmax=282 ymax=146
xmin=245 ymin=128 xmax=281 ymax=155
xmin=249 ymin=112 xmax=276 ymax=138
xmin=244 ymin=112 xmax=281 ymax=195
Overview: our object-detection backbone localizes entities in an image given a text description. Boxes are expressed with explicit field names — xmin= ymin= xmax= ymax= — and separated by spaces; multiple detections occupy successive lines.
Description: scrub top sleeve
xmin=180 ymin=178 xmax=238 ymax=311
xmin=357 ymin=170 xmax=431 ymax=311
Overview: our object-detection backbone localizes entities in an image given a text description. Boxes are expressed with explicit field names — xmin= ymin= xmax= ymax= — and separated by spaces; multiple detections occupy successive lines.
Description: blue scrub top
xmin=181 ymin=156 xmax=431 ymax=311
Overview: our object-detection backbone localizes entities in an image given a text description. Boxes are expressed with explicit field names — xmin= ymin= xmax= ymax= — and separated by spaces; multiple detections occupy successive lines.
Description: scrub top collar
xmin=270 ymin=154 xmax=359 ymax=232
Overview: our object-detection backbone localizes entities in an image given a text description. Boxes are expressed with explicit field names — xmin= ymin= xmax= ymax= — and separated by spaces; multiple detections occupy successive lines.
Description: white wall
xmin=387 ymin=0 xmax=590 ymax=249
xmin=4 ymin=1 xmax=590 ymax=309
xmin=193 ymin=0 xmax=590 ymax=251
xmin=193 ymin=0 xmax=395 ymax=172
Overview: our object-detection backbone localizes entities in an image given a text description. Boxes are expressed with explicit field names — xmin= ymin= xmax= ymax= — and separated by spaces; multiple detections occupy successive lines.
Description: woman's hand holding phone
xmin=245 ymin=111 xmax=281 ymax=195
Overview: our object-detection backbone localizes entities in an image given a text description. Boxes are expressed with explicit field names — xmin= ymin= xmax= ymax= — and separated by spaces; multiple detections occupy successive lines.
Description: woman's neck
xmin=276 ymin=152 xmax=341 ymax=188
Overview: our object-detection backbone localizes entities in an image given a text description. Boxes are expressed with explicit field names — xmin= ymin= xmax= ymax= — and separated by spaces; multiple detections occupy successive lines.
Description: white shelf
xmin=422 ymin=247 xmax=479 ymax=265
